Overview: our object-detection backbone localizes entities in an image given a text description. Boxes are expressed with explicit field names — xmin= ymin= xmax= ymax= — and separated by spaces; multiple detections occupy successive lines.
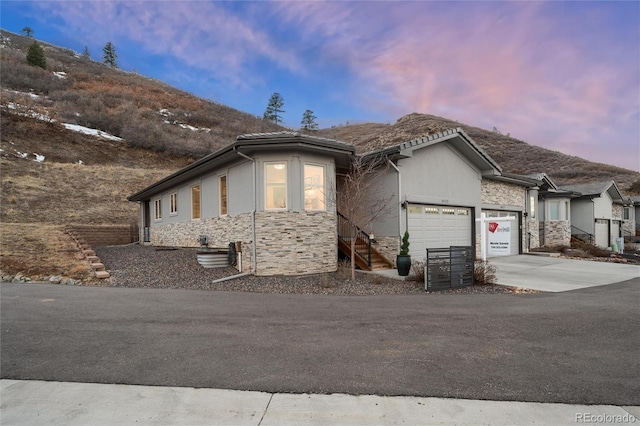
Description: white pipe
xmin=211 ymin=272 xmax=253 ymax=284
xmin=235 ymin=149 xmax=257 ymax=273
xmin=388 ymin=160 xmax=403 ymax=238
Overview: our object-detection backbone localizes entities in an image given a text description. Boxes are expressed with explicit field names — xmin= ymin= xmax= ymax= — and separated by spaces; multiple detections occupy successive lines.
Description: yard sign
xmin=476 ymin=213 xmax=517 ymax=261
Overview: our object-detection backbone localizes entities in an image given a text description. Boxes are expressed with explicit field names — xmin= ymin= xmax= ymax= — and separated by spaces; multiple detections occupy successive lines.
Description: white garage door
xmin=595 ymin=219 xmax=609 ymax=248
xmin=407 ymin=204 xmax=472 ymax=260
xmin=611 ymin=220 xmax=620 ymax=245
xmin=482 ymin=210 xmax=520 ymax=257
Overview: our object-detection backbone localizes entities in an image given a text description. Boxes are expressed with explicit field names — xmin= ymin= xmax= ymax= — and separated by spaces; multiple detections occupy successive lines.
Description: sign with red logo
xmin=488 ymin=221 xmax=511 ymax=255
xmin=488 ymin=222 xmax=499 ymax=233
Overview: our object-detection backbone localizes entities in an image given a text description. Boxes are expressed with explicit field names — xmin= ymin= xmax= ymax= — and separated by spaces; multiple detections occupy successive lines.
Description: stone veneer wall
xmin=526 ymin=218 xmax=540 ymax=249
xmin=481 ymin=180 xmax=526 ymax=207
xmin=612 ymin=204 xmax=623 ymax=219
xmin=543 ymin=220 xmax=571 ymax=246
xmin=622 ymin=219 xmax=635 ymax=238
xmin=373 ymin=236 xmax=399 ymax=267
xmin=254 ymin=210 xmax=337 ymax=276
xmin=150 ymin=214 xmax=253 ymax=272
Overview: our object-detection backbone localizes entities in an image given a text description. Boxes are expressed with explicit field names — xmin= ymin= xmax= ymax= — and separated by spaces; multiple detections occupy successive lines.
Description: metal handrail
xmin=337 ymin=211 xmax=371 ymax=267
xmin=570 ymin=225 xmax=594 ymax=245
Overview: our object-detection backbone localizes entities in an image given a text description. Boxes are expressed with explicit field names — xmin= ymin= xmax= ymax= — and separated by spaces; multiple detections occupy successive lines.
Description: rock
xmin=66 ymin=279 xmax=75 ymax=285
xmin=49 ymin=276 xmax=62 ymax=284
xmin=23 ymin=276 xmax=31 ymax=282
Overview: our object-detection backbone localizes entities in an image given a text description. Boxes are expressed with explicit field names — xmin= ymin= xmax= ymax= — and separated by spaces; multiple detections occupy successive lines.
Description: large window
xmin=529 ymin=195 xmax=536 ymax=219
xmin=623 ymin=207 xmax=630 ymax=220
xmin=170 ymin=192 xmax=177 ymax=215
xmin=548 ymin=200 xmax=568 ymax=221
xmin=304 ymin=164 xmax=325 ymax=210
xmin=265 ymin=162 xmax=287 ymax=210
xmin=220 ymin=175 xmax=228 ymax=216
xmin=154 ymin=198 xmax=162 ymax=221
xmin=191 ymin=185 xmax=201 ymax=220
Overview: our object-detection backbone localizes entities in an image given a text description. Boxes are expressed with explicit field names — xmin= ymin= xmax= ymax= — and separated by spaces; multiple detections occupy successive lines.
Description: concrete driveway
xmin=491 ymin=255 xmax=639 ymax=292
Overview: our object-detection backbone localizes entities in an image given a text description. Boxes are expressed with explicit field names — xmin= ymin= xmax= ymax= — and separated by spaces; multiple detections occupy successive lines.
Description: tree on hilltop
xmin=22 ymin=27 xmax=34 ymax=37
xmin=26 ymin=41 xmax=46 ymax=69
xmin=81 ymin=46 xmax=91 ymax=59
xmin=102 ymin=42 xmax=118 ymax=68
xmin=300 ymin=109 xmax=318 ymax=132
xmin=263 ymin=92 xmax=285 ymax=125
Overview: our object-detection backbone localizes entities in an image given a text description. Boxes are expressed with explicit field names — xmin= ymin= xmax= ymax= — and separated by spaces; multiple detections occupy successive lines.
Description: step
xmin=94 ymin=270 xmax=110 ymax=279
xmin=83 ymin=249 xmax=96 ymax=257
xmin=91 ymin=263 xmax=105 ymax=271
xmin=86 ymin=255 xmax=100 ymax=263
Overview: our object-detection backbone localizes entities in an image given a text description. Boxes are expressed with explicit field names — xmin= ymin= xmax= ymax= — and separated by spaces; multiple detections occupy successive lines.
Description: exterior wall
xmin=254 ymin=210 xmax=337 ymax=276
xmin=570 ymin=199 xmax=594 ymax=234
xmin=149 ymin=213 xmax=253 ymax=272
xmin=593 ymin=192 xmax=613 ymax=219
xmin=543 ymin=220 xmax=571 ymax=246
xmin=526 ymin=218 xmax=540 ymax=249
xmin=373 ymin=236 xmax=400 ymax=267
xmin=623 ymin=206 xmax=636 ymax=237
xmin=612 ymin=204 xmax=623 ymax=220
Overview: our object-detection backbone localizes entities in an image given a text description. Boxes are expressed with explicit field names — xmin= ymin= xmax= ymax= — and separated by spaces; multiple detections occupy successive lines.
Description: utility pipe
xmin=388 ymin=160 xmax=403 ymax=238
xmin=232 ymin=149 xmax=257 ymax=274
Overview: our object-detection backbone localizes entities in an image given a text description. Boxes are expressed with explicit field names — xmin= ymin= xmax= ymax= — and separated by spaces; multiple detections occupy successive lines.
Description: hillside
xmin=1 ymin=29 xmax=638 ymax=280
xmin=317 ymin=113 xmax=639 ymax=190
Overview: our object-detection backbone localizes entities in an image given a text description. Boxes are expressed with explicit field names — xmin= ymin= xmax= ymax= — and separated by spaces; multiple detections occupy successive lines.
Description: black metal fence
xmin=425 ymin=246 xmax=474 ymax=291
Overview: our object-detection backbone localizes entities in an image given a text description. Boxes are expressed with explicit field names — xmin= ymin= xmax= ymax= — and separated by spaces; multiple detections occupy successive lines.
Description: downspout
xmin=212 ymin=149 xmax=257 ymax=283
xmin=235 ymin=149 xmax=257 ymax=274
xmin=388 ymin=160 xmax=403 ymax=238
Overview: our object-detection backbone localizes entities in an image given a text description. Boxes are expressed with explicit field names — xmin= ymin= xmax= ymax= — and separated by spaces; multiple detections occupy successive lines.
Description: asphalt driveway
xmin=491 ymin=255 xmax=640 ymax=292
xmin=1 ymin=280 xmax=639 ymax=405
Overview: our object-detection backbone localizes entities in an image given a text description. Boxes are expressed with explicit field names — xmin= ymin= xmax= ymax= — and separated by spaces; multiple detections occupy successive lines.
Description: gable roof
xmin=128 ymin=132 xmax=354 ymax=202
xmin=362 ymin=128 xmax=502 ymax=176
xmin=526 ymin=173 xmax=558 ymax=191
xmin=560 ymin=181 xmax=624 ymax=202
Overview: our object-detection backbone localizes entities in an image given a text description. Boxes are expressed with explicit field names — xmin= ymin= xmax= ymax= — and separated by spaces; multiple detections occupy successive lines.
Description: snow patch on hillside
xmin=62 ymin=124 xmax=123 ymax=141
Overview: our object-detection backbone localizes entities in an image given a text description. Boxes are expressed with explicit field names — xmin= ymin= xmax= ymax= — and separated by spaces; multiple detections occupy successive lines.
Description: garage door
xmin=595 ymin=219 xmax=609 ymax=248
xmin=611 ymin=220 xmax=620 ymax=245
xmin=482 ymin=210 xmax=520 ymax=257
xmin=407 ymin=204 xmax=472 ymax=260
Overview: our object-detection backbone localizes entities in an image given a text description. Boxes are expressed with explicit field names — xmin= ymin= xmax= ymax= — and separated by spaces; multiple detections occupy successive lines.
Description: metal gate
xmin=425 ymin=246 xmax=474 ymax=291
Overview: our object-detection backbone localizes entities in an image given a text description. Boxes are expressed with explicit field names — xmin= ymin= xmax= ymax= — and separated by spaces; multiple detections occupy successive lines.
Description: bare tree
xmin=336 ymin=154 xmax=395 ymax=280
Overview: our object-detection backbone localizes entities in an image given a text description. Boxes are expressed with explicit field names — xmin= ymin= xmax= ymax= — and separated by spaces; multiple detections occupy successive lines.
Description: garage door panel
xmin=595 ymin=220 xmax=609 ymax=248
xmin=407 ymin=204 xmax=473 ymax=258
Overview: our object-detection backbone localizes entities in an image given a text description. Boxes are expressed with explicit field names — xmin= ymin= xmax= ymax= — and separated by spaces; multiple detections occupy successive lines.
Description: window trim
xmin=169 ymin=192 xmax=178 ymax=215
xmin=623 ymin=207 xmax=630 ymax=220
xmin=264 ymin=161 xmax=287 ymax=210
xmin=154 ymin=198 xmax=162 ymax=221
xmin=191 ymin=184 xmax=201 ymax=220
xmin=303 ymin=163 xmax=326 ymax=211
xmin=219 ymin=175 xmax=228 ymax=216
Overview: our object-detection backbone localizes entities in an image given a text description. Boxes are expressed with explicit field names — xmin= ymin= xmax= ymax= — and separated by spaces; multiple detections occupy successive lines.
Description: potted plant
xmin=396 ymin=231 xmax=411 ymax=276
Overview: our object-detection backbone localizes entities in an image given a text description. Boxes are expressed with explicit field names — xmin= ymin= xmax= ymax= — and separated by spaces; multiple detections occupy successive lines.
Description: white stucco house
xmin=560 ymin=181 xmax=626 ymax=248
xmin=129 ymin=129 xmax=551 ymax=276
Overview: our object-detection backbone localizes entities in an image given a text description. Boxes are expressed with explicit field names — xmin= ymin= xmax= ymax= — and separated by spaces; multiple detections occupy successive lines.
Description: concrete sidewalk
xmin=2 ymin=380 xmax=639 ymax=426
xmin=490 ymin=255 xmax=640 ymax=292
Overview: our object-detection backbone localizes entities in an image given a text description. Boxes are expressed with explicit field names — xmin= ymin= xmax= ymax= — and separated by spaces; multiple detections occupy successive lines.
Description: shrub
xmin=474 ymin=259 xmax=496 ymax=285
xmin=571 ymin=240 xmax=611 ymax=258
xmin=399 ymin=231 xmax=410 ymax=255
xmin=408 ymin=260 xmax=425 ymax=282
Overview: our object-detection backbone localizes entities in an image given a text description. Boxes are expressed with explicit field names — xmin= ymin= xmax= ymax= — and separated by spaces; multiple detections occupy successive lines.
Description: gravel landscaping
xmin=93 ymin=244 xmax=534 ymax=295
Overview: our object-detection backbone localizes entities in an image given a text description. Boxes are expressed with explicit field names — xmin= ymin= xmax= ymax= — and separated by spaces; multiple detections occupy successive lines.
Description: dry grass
xmin=0 ymin=223 xmax=91 ymax=280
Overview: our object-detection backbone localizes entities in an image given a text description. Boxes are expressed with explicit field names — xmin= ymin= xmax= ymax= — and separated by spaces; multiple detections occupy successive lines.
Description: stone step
xmin=86 ymin=255 xmax=100 ymax=263
xmin=94 ymin=270 xmax=110 ymax=279
xmin=90 ymin=263 xmax=105 ymax=271
xmin=83 ymin=249 xmax=96 ymax=257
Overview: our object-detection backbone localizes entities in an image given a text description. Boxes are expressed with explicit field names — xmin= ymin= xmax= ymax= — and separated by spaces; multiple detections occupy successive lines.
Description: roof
xmin=525 ymin=173 xmax=558 ymax=191
xmin=128 ymin=132 xmax=355 ymax=202
xmin=560 ymin=181 xmax=624 ymax=202
xmin=362 ymin=128 xmax=502 ymax=176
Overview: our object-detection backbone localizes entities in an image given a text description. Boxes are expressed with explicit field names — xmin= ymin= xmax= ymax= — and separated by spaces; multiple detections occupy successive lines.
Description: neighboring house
xmin=560 ymin=181 xmax=625 ymax=248
xmin=128 ymin=132 xmax=354 ymax=276
xmin=527 ymin=173 xmax=578 ymax=247
xmin=624 ymin=196 xmax=639 ymax=239
xmin=360 ymin=128 xmax=538 ymax=262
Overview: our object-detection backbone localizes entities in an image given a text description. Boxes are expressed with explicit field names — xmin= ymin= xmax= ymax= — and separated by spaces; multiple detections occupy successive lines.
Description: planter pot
xmin=197 ymin=251 xmax=229 ymax=268
xmin=396 ymin=255 xmax=411 ymax=276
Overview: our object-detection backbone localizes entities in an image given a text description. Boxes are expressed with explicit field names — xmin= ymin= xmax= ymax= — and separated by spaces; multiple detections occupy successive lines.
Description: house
xmin=526 ymin=173 xmax=579 ymax=247
xmin=360 ymin=129 xmax=539 ymax=262
xmin=560 ymin=181 xmax=626 ymax=248
xmin=128 ymin=132 xmax=355 ymax=276
xmin=627 ymin=196 xmax=640 ymax=239
xmin=129 ymin=129 xmax=553 ymax=276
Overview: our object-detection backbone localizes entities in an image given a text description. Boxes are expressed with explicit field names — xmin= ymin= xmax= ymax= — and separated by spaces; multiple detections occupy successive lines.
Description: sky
xmin=2 ymin=1 xmax=639 ymax=171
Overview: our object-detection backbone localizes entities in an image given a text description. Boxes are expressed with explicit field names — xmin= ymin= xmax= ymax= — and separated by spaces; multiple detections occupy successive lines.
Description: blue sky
xmin=2 ymin=1 xmax=639 ymax=171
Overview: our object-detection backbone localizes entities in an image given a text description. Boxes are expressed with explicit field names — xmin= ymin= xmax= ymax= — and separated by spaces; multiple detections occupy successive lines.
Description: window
xmin=170 ymin=193 xmax=177 ymax=215
xmin=265 ymin=162 xmax=287 ymax=209
xmin=529 ymin=195 xmax=536 ymax=219
xmin=191 ymin=185 xmax=201 ymax=220
xmin=442 ymin=208 xmax=455 ymax=215
xmin=548 ymin=200 xmax=568 ymax=221
xmin=457 ymin=209 xmax=470 ymax=216
xmin=219 ymin=176 xmax=228 ymax=216
xmin=304 ymin=164 xmax=325 ymax=210
xmin=154 ymin=198 xmax=162 ymax=221
xmin=425 ymin=207 xmax=439 ymax=214
xmin=623 ymin=207 xmax=630 ymax=220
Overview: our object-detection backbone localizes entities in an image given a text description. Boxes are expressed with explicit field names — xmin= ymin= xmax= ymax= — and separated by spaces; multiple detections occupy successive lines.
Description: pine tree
xmin=22 ymin=27 xmax=34 ymax=37
xmin=300 ymin=109 xmax=318 ymax=131
xmin=81 ymin=46 xmax=91 ymax=59
xmin=102 ymin=42 xmax=118 ymax=68
xmin=26 ymin=41 xmax=46 ymax=69
xmin=263 ymin=92 xmax=285 ymax=125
